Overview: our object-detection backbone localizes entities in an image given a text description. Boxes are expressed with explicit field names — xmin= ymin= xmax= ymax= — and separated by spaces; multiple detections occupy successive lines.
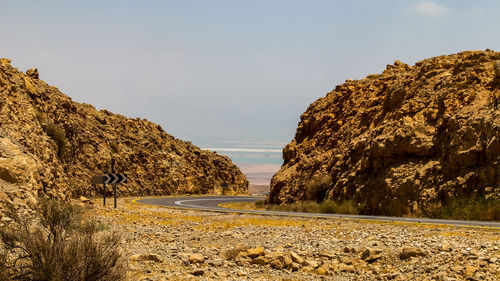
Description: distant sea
xmin=202 ymin=141 xmax=286 ymax=190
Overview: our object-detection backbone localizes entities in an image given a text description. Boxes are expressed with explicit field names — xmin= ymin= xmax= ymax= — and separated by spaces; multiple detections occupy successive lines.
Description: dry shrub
xmin=305 ymin=174 xmax=332 ymax=202
xmin=0 ymin=199 xmax=126 ymax=281
xmin=43 ymin=123 xmax=69 ymax=159
xmin=319 ymin=200 xmax=358 ymax=215
xmin=264 ymin=199 xmax=360 ymax=215
xmin=436 ymin=196 xmax=500 ymax=221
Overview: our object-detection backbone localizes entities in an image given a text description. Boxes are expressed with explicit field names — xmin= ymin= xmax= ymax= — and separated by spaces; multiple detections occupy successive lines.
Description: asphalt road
xmin=135 ymin=196 xmax=500 ymax=229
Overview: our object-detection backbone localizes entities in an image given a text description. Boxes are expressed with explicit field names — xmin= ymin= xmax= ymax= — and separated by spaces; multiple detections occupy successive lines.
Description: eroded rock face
xmin=0 ymin=58 xmax=248 ymax=210
xmin=269 ymin=50 xmax=500 ymax=216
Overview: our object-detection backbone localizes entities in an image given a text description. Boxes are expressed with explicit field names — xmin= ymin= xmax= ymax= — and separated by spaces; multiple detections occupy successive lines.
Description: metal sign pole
xmin=103 ymin=183 xmax=106 ymax=206
xmin=113 ymin=183 xmax=117 ymax=208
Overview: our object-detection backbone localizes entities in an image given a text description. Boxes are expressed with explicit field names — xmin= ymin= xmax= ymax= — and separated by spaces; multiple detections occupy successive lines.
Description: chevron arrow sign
xmin=104 ymin=174 xmax=127 ymax=184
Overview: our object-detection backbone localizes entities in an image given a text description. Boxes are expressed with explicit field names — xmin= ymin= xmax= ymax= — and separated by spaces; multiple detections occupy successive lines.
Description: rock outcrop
xmin=269 ymin=50 xmax=500 ymax=216
xmin=0 ymin=58 xmax=248 ymax=210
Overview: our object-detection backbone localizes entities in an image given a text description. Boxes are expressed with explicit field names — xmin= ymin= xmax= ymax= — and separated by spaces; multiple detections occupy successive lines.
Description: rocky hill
xmin=0 ymin=58 xmax=248 ymax=210
xmin=269 ymin=50 xmax=500 ymax=216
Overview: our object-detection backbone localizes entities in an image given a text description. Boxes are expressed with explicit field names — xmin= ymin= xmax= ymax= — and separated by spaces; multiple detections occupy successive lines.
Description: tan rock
xmin=440 ymin=243 xmax=451 ymax=252
xmin=191 ymin=269 xmax=204 ymax=276
xmin=361 ymin=248 xmax=382 ymax=263
xmin=450 ymin=265 xmax=464 ymax=272
xmin=320 ymin=251 xmax=336 ymax=259
xmin=269 ymin=259 xmax=283 ymax=269
xmin=250 ymin=256 xmax=267 ymax=265
xmin=26 ymin=68 xmax=39 ymax=79
xmin=188 ymin=253 xmax=204 ymax=264
xmin=304 ymin=259 xmax=319 ymax=268
xmin=315 ymin=265 xmax=328 ymax=275
xmin=282 ymin=254 xmax=293 ymax=268
xmin=130 ymin=253 xmax=162 ymax=263
xmin=290 ymin=262 xmax=300 ymax=271
xmin=289 ymin=251 xmax=304 ymax=264
xmin=399 ymin=247 xmax=425 ymax=260
xmin=246 ymin=246 xmax=265 ymax=258
xmin=0 ymin=58 xmax=11 ymax=66
xmin=465 ymin=265 xmax=477 ymax=276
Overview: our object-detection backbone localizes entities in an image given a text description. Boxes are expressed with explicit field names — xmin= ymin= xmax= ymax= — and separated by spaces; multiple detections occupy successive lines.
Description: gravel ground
xmin=89 ymin=197 xmax=499 ymax=281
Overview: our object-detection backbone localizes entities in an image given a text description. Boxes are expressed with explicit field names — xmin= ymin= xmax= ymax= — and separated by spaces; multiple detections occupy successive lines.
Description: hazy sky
xmin=2 ymin=0 xmax=500 ymax=148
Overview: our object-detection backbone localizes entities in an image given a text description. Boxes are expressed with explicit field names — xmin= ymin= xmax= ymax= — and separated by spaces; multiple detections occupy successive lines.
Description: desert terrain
xmin=88 ymin=197 xmax=499 ymax=281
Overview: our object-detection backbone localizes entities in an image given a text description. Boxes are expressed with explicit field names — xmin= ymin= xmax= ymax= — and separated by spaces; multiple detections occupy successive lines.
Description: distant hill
xmin=269 ymin=50 xmax=500 ymax=216
xmin=0 ymin=58 xmax=248 ymax=210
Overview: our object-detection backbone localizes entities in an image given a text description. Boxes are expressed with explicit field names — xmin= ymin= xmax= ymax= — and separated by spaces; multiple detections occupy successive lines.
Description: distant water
xmin=202 ymin=140 xmax=286 ymax=166
xmin=202 ymin=147 xmax=283 ymax=165
xmin=202 ymin=141 xmax=286 ymax=187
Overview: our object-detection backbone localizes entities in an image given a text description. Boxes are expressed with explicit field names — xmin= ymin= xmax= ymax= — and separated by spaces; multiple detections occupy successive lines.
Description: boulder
xmin=246 ymin=246 xmax=265 ymax=258
xmin=250 ymin=256 xmax=267 ymax=265
xmin=360 ymin=248 xmax=382 ymax=263
xmin=188 ymin=253 xmax=204 ymax=264
xmin=289 ymin=251 xmax=304 ymax=264
xmin=399 ymin=247 xmax=425 ymax=260
xmin=26 ymin=68 xmax=39 ymax=79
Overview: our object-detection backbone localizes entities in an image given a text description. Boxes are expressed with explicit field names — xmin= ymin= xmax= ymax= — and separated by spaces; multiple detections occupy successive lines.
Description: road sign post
xmin=92 ymin=174 xmax=127 ymax=208
xmin=221 ymin=182 xmax=228 ymax=195
xmin=113 ymin=184 xmax=117 ymax=208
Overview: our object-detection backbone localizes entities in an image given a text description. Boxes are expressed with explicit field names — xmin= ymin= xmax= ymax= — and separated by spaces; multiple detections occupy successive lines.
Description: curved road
xmin=135 ymin=196 xmax=500 ymax=229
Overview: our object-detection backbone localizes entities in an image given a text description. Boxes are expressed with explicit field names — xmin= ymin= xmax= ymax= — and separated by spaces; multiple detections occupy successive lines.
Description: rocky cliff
xmin=0 ymin=58 xmax=248 ymax=210
xmin=269 ymin=50 xmax=500 ymax=216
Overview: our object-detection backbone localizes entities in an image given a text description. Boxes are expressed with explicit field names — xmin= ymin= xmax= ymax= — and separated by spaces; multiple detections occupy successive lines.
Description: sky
xmin=1 ymin=0 xmax=500 ymax=155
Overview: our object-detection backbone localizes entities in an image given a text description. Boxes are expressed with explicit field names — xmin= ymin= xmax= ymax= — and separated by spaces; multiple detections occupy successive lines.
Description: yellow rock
xmin=246 ymin=246 xmax=265 ymax=258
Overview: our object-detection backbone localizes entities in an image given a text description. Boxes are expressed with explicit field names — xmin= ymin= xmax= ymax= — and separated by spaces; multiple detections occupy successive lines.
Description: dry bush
xmin=264 ymin=199 xmax=360 ymax=215
xmin=305 ymin=174 xmax=332 ymax=202
xmin=436 ymin=196 xmax=500 ymax=221
xmin=42 ymin=123 xmax=69 ymax=159
xmin=0 ymin=199 xmax=126 ymax=281
xmin=319 ymin=200 xmax=358 ymax=215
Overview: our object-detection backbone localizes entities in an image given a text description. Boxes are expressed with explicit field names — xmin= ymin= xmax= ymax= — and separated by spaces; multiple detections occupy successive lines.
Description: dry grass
xmin=225 ymin=196 xmax=500 ymax=222
xmin=233 ymin=199 xmax=360 ymax=215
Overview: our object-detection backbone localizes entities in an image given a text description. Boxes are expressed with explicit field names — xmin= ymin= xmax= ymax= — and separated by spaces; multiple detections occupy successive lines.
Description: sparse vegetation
xmin=263 ymin=199 xmax=359 ymax=215
xmin=0 ymin=199 xmax=126 ymax=281
xmin=227 ymin=199 xmax=360 ymax=215
xmin=42 ymin=123 xmax=69 ymax=159
xmin=247 ymin=196 xmax=499 ymax=221
xmin=305 ymin=174 xmax=332 ymax=202
xmin=434 ymin=196 xmax=500 ymax=221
